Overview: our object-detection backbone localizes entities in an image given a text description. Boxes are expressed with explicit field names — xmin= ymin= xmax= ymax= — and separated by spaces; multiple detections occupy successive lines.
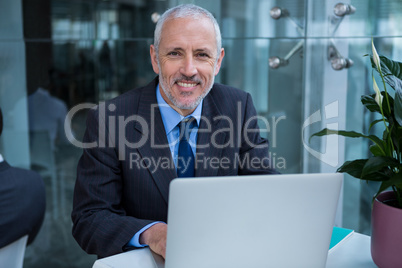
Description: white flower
xmin=373 ymin=76 xmax=383 ymax=107
xmin=372 ymin=39 xmax=381 ymax=73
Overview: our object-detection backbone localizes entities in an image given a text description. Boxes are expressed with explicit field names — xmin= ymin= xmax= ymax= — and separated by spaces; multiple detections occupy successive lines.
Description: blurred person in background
xmin=0 ymin=107 xmax=46 ymax=248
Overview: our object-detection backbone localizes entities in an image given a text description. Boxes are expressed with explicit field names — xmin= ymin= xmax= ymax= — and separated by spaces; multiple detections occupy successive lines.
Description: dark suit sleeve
xmin=0 ymin=167 xmax=45 ymax=248
xmin=237 ymin=93 xmax=279 ymax=175
xmin=71 ymin=108 xmax=154 ymax=258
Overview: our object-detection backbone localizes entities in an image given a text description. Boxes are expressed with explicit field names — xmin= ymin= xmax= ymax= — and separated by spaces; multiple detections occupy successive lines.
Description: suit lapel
xmin=134 ymin=79 xmax=176 ymax=204
xmin=0 ymin=161 xmax=11 ymax=172
xmin=195 ymin=90 xmax=227 ymax=177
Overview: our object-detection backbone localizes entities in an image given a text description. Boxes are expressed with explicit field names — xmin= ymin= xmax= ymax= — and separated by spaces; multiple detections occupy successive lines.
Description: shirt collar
xmin=0 ymin=154 xmax=4 ymax=163
xmin=156 ymin=84 xmax=203 ymax=134
xmin=36 ymin=87 xmax=50 ymax=96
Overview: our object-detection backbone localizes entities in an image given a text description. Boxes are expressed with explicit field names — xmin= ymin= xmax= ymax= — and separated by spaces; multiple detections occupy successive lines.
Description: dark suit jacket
xmin=72 ymin=77 xmax=278 ymax=258
xmin=0 ymin=160 xmax=46 ymax=248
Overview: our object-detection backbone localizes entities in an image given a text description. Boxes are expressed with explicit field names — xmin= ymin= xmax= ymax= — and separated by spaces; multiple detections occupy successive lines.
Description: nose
xmin=180 ymin=55 xmax=197 ymax=77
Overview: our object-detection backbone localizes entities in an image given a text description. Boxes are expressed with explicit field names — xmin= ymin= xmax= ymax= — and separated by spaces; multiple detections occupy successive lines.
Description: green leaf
xmin=371 ymin=55 xmax=402 ymax=93
xmin=310 ymin=128 xmax=385 ymax=154
xmin=369 ymin=119 xmax=386 ymax=132
xmin=376 ymin=181 xmax=394 ymax=198
xmin=361 ymin=156 xmax=400 ymax=178
xmin=311 ymin=128 xmax=364 ymax=139
xmin=378 ymin=56 xmax=402 ymax=80
xmin=371 ymin=55 xmax=402 ymax=79
xmin=375 ymin=172 xmax=402 ymax=199
xmin=363 ymin=172 xmax=392 ymax=181
xmin=395 ymin=172 xmax=402 ymax=188
xmin=361 ymin=92 xmax=395 ymax=119
xmin=382 ymin=92 xmax=395 ymax=118
xmin=393 ymin=126 xmax=402 ymax=153
xmin=337 ymin=159 xmax=393 ymax=183
xmin=337 ymin=159 xmax=367 ymax=178
xmin=369 ymin=144 xmax=385 ymax=156
xmin=384 ymin=129 xmax=396 ymax=157
xmin=395 ymin=86 xmax=402 ymax=126
xmin=361 ymin=94 xmax=381 ymax=113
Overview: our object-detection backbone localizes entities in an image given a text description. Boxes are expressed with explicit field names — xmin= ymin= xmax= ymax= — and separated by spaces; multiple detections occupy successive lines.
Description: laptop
xmin=164 ymin=173 xmax=343 ymax=268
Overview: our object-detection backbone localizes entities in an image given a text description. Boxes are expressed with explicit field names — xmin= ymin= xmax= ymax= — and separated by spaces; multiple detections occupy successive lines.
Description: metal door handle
xmin=334 ymin=3 xmax=356 ymax=17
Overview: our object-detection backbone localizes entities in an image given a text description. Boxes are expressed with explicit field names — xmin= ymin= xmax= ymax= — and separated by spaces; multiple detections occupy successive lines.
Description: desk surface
xmin=93 ymin=232 xmax=376 ymax=268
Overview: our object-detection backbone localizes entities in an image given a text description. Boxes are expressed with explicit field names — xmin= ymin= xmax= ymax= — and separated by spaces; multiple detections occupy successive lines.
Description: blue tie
xmin=177 ymin=118 xmax=195 ymax=177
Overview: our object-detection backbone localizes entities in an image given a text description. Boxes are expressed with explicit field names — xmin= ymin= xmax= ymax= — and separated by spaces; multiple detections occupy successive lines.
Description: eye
xmin=167 ymin=51 xmax=180 ymax=56
xmin=197 ymin=52 xmax=209 ymax=58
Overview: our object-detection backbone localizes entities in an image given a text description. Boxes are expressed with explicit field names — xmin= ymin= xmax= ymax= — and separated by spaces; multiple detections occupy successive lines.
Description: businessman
xmin=0 ymin=107 xmax=46 ymax=248
xmin=72 ymin=4 xmax=278 ymax=259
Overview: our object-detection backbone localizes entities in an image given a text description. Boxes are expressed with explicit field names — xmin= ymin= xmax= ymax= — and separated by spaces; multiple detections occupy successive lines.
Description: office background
xmin=0 ymin=0 xmax=401 ymax=266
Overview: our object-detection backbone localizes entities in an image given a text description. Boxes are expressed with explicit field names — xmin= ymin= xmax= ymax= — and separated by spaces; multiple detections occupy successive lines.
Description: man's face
xmin=150 ymin=17 xmax=224 ymax=116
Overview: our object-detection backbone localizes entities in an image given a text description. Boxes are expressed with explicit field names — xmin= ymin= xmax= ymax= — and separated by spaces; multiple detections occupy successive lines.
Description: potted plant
xmin=310 ymin=40 xmax=402 ymax=268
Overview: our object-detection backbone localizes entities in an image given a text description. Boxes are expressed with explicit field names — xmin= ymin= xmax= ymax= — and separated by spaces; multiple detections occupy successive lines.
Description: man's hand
xmin=139 ymin=223 xmax=167 ymax=259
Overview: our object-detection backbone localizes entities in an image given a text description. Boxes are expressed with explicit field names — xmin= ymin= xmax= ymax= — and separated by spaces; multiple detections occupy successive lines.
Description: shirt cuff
xmin=127 ymin=221 xmax=165 ymax=248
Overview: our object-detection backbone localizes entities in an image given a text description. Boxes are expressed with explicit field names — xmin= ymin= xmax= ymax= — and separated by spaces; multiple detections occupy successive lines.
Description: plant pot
xmin=371 ymin=191 xmax=402 ymax=268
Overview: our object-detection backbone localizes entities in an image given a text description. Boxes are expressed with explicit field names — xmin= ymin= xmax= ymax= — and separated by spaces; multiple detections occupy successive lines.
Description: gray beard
xmin=158 ymin=62 xmax=215 ymax=110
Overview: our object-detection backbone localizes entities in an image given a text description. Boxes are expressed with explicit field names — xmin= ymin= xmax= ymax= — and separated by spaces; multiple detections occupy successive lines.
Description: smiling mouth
xmin=177 ymin=81 xmax=198 ymax=88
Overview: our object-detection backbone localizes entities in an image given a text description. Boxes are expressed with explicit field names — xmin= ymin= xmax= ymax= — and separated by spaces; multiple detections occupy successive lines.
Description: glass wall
xmin=0 ymin=0 xmax=401 ymax=266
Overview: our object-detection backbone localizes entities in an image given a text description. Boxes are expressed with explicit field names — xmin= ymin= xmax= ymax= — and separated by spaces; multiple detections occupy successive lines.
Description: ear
xmin=150 ymin=45 xmax=160 ymax=74
xmin=214 ymin=48 xmax=225 ymax=76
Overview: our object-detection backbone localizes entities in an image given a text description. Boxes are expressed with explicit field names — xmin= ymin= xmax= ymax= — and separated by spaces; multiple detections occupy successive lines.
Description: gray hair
xmin=153 ymin=4 xmax=222 ymax=59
